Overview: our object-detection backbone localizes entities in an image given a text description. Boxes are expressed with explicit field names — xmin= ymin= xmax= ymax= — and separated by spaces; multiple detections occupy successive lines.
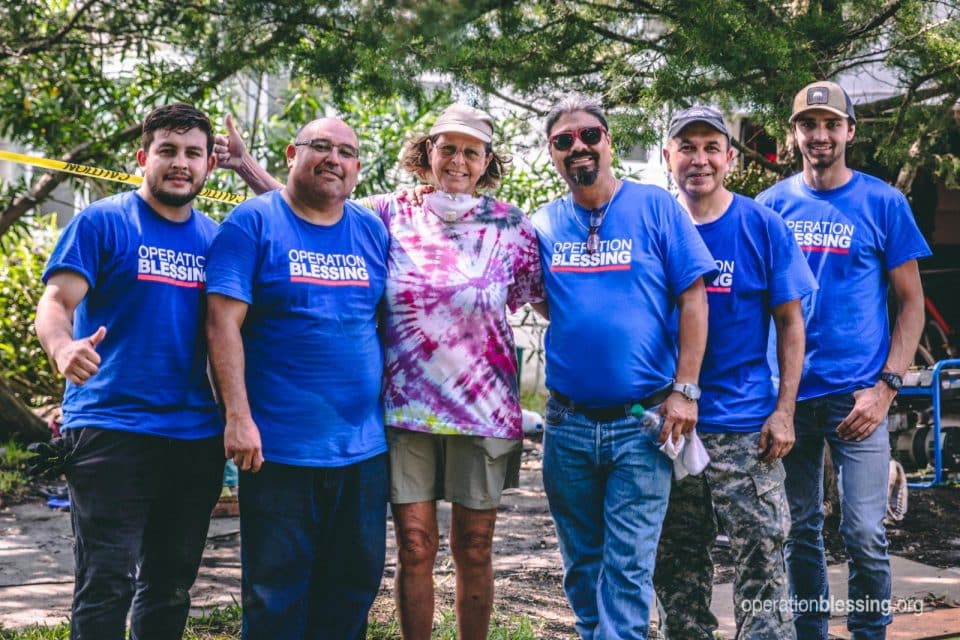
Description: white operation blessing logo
xmin=707 ymin=259 xmax=733 ymax=292
xmin=287 ymin=249 xmax=370 ymax=286
xmin=786 ymin=220 xmax=854 ymax=254
xmin=137 ymin=245 xmax=205 ymax=288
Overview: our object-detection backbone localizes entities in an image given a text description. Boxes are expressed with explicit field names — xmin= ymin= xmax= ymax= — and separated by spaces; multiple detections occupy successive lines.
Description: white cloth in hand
xmin=659 ymin=431 xmax=710 ymax=480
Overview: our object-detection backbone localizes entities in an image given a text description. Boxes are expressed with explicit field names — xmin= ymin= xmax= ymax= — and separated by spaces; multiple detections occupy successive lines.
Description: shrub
xmin=724 ymin=162 xmax=783 ymax=198
xmin=0 ymin=215 xmax=60 ymax=406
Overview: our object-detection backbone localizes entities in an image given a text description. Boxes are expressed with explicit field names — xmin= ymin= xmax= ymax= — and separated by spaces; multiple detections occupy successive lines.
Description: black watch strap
xmin=879 ymin=371 xmax=903 ymax=391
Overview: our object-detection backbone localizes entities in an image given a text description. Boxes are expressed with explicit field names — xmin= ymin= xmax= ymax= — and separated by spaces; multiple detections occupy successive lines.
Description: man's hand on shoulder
xmin=659 ymin=392 xmax=698 ymax=444
xmin=225 ymin=414 xmax=264 ymax=473
xmin=759 ymin=409 xmax=796 ymax=462
xmin=836 ymin=382 xmax=896 ymax=441
xmin=53 ymin=326 xmax=106 ymax=386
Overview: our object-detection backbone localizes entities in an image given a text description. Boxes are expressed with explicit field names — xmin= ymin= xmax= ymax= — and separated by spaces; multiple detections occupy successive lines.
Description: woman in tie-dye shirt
xmin=362 ymin=104 xmax=546 ymax=640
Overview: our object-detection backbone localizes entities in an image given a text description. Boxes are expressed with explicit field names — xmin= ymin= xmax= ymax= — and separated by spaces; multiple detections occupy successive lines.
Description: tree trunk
xmin=0 ymin=378 xmax=50 ymax=443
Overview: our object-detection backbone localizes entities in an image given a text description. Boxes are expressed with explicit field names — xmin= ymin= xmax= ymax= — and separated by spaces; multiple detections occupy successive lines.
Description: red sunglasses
xmin=549 ymin=126 xmax=608 ymax=151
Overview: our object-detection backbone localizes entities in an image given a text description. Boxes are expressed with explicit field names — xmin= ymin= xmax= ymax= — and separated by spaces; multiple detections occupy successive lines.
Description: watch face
xmin=880 ymin=373 xmax=902 ymax=390
xmin=674 ymin=382 xmax=701 ymax=400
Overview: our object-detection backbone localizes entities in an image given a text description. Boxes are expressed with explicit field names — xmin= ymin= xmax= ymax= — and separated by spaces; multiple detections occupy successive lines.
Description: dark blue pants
xmin=64 ymin=427 xmax=224 ymax=640
xmin=239 ymin=454 xmax=389 ymax=640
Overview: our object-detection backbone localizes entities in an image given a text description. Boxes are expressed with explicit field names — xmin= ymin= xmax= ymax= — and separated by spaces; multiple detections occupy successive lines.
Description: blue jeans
xmin=239 ymin=453 xmax=388 ymax=640
xmin=542 ymin=397 xmax=672 ymax=640
xmin=64 ymin=427 xmax=224 ymax=640
xmin=784 ymin=393 xmax=892 ymax=640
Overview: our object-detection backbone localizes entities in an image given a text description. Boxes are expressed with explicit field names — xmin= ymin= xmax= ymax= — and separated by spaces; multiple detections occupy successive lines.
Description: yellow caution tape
xmin=0 ymin=149 xmax=246 ymax=205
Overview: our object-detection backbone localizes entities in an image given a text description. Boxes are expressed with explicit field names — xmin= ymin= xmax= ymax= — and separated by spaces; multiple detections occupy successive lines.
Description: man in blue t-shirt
xmin=35 ymin=103 xmax=223 ymax=640
xmin=532 ymin=96 xmax=716 ymax=640
xmin=205 ymin=117 xmax=389 ymax=639
xmin=757 ymin=81 xmax=931 ymax=640
xmin=654 ymin=106 xmax=817 ymax=640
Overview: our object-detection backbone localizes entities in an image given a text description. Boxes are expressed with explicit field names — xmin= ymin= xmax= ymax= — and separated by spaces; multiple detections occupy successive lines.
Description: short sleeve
xmin=883 ymin=191 xmax=931 ymax=271
xmin=767 ymin=212 xmax=818 ymax=308
xmin=205 ymin=208 xmax=261 ymax=304
xmin=43 ymin=210 xmax=105 ymax=288
xmin=661 ymin=196 xmax=718 ymax=297
xmin=354 ymin=193 xmax=397 ymax=231
xmin=506 ymin=216 xmax=546 ymax=312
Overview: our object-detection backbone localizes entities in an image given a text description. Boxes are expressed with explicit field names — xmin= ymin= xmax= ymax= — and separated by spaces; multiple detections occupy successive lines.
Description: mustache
xmin=563 ymin=151 xmax=598 ymax=169
xmin=314 ymin=162 xmax=343 ymax=178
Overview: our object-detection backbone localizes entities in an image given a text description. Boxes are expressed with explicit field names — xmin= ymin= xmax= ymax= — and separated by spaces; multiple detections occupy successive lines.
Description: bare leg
xmin=392 ymin=501 xmax=439 ymax=640
xmin=450 ymin=504 xmax=497 ymax=640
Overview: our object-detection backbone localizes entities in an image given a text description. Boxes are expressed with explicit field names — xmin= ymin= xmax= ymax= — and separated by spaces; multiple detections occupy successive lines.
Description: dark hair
xmin=141 ymin=103 xmax=214 ymax=154
xmin=544 ymin=96 xmax=609 ymax=138
xmin=399 ymin=133 xmax=510 ymax=191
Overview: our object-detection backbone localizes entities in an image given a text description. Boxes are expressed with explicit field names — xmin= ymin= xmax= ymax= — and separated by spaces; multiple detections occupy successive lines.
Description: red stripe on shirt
xmin=137 ymin=274 xmax=205 ymax=288
xmin=289 ymin=277 xmax=370 ymax=287
xmin=550 ymin=265 xmax=632 ymax=273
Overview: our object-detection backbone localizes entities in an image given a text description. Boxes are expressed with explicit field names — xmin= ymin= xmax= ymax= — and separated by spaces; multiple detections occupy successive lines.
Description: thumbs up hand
xmin=53 ymin=325 xmax=107 ymax=385
xmin=213 ymin=114 xmax=248 ymax=172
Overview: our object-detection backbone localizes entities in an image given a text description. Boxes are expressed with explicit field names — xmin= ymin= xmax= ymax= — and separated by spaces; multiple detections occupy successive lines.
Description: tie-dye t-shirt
xmin=364 ymin=192 xmax=545 ymax=440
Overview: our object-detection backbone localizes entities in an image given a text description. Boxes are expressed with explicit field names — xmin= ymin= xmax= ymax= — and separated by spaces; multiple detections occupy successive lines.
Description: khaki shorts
xmin=386 ymin=428 xmax=522 ymax=510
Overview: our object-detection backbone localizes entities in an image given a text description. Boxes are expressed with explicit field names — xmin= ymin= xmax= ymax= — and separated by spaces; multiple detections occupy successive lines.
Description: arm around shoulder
xmin=214 ymin=114 xmax=282 ymax=195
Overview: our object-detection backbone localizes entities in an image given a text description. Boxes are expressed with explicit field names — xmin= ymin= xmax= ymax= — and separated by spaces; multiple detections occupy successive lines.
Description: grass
xmin=0 ymin=606 xmax=541 ymax=639
xmin=0 ymin=440 xmax=39 ymax=505
xmin=519 ymin=389 xmax=547 ymax=415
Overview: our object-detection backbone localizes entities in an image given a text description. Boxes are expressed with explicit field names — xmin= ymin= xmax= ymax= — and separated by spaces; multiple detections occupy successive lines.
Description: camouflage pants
xmin=653 ymin=431 xmax=794 ymax=640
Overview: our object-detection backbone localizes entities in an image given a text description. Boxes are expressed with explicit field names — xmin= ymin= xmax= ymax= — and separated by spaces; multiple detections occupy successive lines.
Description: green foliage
xmin=227 ymin=84 xmax=452 ymax=199
xmin=0 ymin=625 xmax=69 ymax=640
xmin=0 ymin=605 xmax=542 ymax=639
xmin=225 ymin=85 xmax=567 ymax=210
xmin=368 ymin=609 xmax=541 ymax=640
xmin=182 ymin=604 xmax=242 ymax=639
xmin=0 ymin=440 xmax=39 ymax=506
xmin=0 ymin=216 xmax=60 ymax=405
xmin=724 ymin=163 xmax=783 ymax=198
xmin=4 ymin=0 xmax=960 ymax=236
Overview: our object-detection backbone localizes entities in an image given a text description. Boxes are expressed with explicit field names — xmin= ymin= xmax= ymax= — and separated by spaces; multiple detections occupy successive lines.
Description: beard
xmin=808 ymin=155 xmax=838 ymax=170
xmin=148 ymin=175 xmax=203 ymax=208
xmin=802 ymin=143 xmax=843 ymax=171
xmin=565 ymin=152 xmax=599 ymax=186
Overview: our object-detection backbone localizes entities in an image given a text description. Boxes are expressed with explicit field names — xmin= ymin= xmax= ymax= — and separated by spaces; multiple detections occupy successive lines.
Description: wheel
xmin=914 ymin=342 xmax=936 ymax=368
xmin=919 ymin=320 xmax=955 ymax=364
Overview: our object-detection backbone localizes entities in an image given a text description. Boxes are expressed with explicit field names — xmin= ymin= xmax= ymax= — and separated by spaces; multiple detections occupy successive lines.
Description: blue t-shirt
xmin=205 ymin=191 xmax=389 ymax=467
xmin=43 ymin=191 xmax=221 ymax=439
xmin=532 ymin=180 xmax=718 ymax=406
xmin=694 ymin=195 xmax=817 ymax=433
xmin=757 ymin=172 xmax=931 ymax=401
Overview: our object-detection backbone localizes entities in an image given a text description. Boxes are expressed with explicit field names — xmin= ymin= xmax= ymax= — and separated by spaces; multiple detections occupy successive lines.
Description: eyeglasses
xmin=549 ymin=126 xmax=607 ymax=151
xmin=586 ymin=208 xmax=605 ymax=254
xmin=429 ymin=141 xmax=488 ymax=161
xmin=293 ymin=138 xmax=360 ymax=160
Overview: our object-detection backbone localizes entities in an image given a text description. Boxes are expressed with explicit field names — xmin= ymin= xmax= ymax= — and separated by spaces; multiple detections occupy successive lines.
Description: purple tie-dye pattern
xmin=365 ymin=192 xmax=545 ymax=439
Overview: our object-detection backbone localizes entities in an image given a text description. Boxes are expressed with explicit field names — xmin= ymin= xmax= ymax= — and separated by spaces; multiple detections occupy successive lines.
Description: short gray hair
xmin=544 ymin=97 xmax=609 ymax=138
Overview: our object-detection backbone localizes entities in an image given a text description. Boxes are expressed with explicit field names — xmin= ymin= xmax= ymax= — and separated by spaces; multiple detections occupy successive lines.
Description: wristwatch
xmin=879 ymin=371 xmax=903 ymax=392
xmin=672 ymin=381 xmax=701 ymax=401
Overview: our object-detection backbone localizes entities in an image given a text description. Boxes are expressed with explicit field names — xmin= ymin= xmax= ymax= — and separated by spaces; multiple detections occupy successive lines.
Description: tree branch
xmin=844 ymin=0 xmax=904 ymax=41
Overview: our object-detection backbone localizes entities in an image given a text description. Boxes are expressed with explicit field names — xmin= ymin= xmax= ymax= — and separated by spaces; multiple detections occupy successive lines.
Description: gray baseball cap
xmin=668 ymin=106 xmax=730 ymax=140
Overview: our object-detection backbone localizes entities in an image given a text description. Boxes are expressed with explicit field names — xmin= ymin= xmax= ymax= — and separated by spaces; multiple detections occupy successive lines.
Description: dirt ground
xmin=2 ymin=439 xmax=959 ymax=637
